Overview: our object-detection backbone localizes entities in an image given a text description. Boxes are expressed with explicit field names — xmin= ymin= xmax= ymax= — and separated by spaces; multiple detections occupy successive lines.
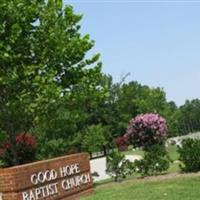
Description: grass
xmin=123 ymin=145 xmax=179 ymax=161
xmin=84 ymin=144 xmax=184 ymax=199
xmin=167 ymin=145 xmax=179 ymax=161
xmin=83 ymin=175 xmax=200 ymax=200
xmin=167 ymin=162 xmax=180 ymax=173
xmin=122 ymin=148 xmax=144 ymax=157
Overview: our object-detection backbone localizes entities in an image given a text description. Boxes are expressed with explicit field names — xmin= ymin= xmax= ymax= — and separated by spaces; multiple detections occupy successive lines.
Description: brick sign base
xmin=0 ymin=153 xmax=93 ymax=200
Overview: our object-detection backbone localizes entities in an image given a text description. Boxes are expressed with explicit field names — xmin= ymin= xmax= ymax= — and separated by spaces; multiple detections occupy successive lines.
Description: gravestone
xmin=0 ymin=153 xmax=93 ymax=200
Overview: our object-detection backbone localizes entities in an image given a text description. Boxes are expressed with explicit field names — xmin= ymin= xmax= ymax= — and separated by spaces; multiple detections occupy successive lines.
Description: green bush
xmin=37 ymin=138 xmax=69 ymax=160
xmin=106 ymin=150 xmax=134 ymax=182
xmin=178 ymin=138 xmax=200 ymax=172
xmin=135 ymin=144 xmax=170 ymax=176
xmin=81 ymin=124 xmax=107 ymax=153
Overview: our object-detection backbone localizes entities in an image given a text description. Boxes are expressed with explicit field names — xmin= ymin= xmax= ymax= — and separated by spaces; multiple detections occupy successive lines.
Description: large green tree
xmin=0 ymin=0 xmax=102 ymax=165
xmin=111 ymin=81 xmax=169 ymax=136
xmin=34 ymin=71 xmax=110 ymax=159
xmin=173 ymin=99 xmax=200 ymax=136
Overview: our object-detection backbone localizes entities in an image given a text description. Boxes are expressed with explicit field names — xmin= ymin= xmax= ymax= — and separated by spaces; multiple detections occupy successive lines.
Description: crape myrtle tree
xmin=125 ymin=113 xmax=170 ymax=176
xmin=0 ymin=0 xmax=105 ymax=165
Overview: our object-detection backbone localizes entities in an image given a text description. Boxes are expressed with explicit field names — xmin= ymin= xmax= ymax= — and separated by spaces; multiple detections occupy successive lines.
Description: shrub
xmin=106 ymin=150 xmax=134 ymax=182
xmin=114 ymin=136 xmax=129 ymax=151
xmin=178 ymin=138 xmax=200 ymax=172
xmin=125 ymin=113 xmax=167 ymax=148
xmin=0 ymin=133 xmax=36 ymax=167
xmin=135 ymin=144 xmax=170 ymax=176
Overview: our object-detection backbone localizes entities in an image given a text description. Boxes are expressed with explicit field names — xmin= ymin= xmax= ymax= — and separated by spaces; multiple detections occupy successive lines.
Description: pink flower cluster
xmin=125 ymin=113 xmax=167 ymax=148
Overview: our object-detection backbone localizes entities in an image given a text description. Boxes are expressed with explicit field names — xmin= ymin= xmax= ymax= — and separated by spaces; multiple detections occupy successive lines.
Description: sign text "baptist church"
xmin=22 ymin=163 xmax=91 ymax=200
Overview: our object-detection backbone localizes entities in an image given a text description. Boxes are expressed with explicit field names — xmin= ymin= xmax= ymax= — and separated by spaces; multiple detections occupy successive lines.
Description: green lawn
xmin=83 ymin=175 xmax=200 ymax=200
xmin=167 ymin=145 xmax=179 ymax=161
xmin=122 ymin=148 xmax=144 ymax=157
xmin=123 ymin=145 xmax=179 ymax=161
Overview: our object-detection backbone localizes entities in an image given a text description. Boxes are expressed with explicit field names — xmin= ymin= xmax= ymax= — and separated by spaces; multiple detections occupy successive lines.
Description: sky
xmin=64 ymin=0 xmax=200 ymax=106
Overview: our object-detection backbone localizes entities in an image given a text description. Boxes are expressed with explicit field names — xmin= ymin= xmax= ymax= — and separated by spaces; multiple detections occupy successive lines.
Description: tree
xmin=106 ymin=150 xmax=134 ymax=182
xmin=0 ymin=0 xmax=102 ymax=166
xmin=81 ymin=124 xmax=107 ymax=153
xmin=176 ymin=99 xmax=200 ymax=135
xmin=125 ymin=113 xmax=170 ymax=176
xmin=34 ymin=72 xmax=110 ymax=159
xmin=109 ymin=81 xmax=169 ymax=137
xmin=125 ymin=113 xmax=168 ymax=148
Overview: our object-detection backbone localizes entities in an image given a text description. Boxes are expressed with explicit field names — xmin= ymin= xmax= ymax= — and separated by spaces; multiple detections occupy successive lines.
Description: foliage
xmin=0 ymin=0 xmax=102 ymax=165
xmin=1 ymin=0 xmax=199 ymax=167
xmin=110 ymin=81 xmax=169 ymax=137
xmin=106 ymin=80 xmax=198 ymax=139
xmin=36 ymin=138 xmax=69 ymax=160
xmin=36 ymin=77 xmax=109 ymax=158
xmin=165 ymin=99 xmax=200 ymax=137
xmin=0 ymin=134 xmax=36 ymax=167
xmin=0 ymin=129 xmax=7 ymax=146
xmin=34 ymin=73 xmax=110 ymax=158
xmin=134 ymin=144 xmax=170 ymax=176
xmin=125 ymin=113 xmax=167 ymax=148
xmin=173 ymin=99 xmax=200 ymax=136
xmin=106 ymin=150 xmax=134 ymax=182
xmin=114 ymin=136 xmax=129 ymax=151
xmin=81 ymin=124 xmax=107 ymax=153
xmin=178 ymin=138 xmax=200 ymax=172
xmin=0 ymin=160 xmax=4 ymax=167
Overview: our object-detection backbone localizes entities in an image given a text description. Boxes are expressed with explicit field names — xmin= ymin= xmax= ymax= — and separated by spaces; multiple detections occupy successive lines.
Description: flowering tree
xmin=114 ymin=136 xmax=129 ymax=151
xmin=0 ymin=134 xmax=36 ymax=167
xmin=125 ymin=113 xmax=170 ymax=176
xmin=125 ymin=113 xmax=167 ymax=148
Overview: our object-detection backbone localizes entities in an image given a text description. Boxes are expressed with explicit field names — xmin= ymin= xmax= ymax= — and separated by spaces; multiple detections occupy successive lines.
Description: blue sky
xmin=64 ymin=0 xmax=200 ymax=106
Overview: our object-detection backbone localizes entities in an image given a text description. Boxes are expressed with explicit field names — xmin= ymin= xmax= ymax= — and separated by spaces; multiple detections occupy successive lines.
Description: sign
xmin=0 ymin=153 xmax=93 ymax=200
xmin=22 ymin=163 xmax=91 ymax=200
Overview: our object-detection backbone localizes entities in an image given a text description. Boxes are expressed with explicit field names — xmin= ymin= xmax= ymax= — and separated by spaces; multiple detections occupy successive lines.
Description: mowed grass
xmin=167 ymin=145 xmax=179 ymax=161
xmin=123 ymin=144 xmax=179 ymax=161
xmin=83 ymin=176 xmax=200 ymax=200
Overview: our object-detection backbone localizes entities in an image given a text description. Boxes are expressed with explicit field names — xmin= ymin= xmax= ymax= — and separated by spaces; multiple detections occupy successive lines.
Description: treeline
xmin=32 ymin=75 xmax=200 ymax=158
xmin=169 ymin=99 xmax=200 ymax=135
